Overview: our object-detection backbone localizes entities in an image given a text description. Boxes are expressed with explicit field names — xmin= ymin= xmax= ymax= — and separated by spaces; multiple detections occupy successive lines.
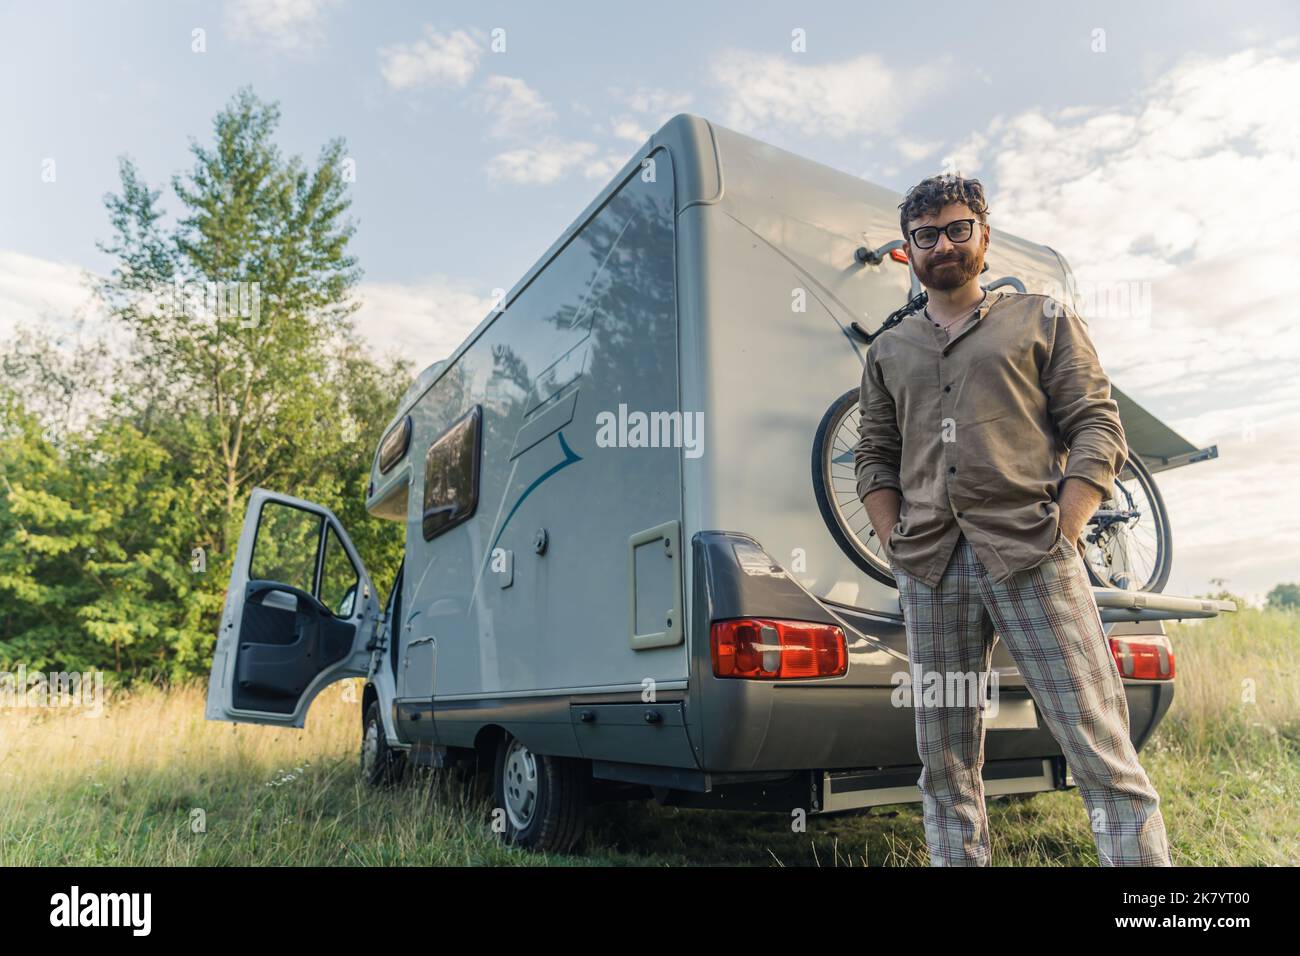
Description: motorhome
xmin=205 ymin=114 xmax=1234 ymax=852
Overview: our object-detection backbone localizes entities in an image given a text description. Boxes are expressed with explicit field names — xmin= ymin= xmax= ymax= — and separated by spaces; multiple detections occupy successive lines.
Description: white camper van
xmin=205 ymin=114 xmax=1234 ymax=853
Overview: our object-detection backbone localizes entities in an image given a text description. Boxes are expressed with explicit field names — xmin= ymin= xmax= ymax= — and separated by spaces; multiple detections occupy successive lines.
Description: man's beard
xmin=916 ymin=248 xmax=982 ymax=291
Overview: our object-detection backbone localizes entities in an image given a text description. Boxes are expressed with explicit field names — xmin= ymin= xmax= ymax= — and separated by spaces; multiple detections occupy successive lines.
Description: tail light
xmin=1109 ymin=634 xmax=1175 ymax=680
xmin=710 ymin=618 xmax=847 ymax=679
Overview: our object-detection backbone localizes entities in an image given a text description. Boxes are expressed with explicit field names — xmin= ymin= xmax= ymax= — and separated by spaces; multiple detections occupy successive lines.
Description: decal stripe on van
xmin=490 ymin=431 xmax=583 ymax=553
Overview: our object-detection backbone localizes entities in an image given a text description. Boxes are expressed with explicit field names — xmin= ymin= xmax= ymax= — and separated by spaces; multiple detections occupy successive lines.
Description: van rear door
xmin=205 ymin=488 xmax=379 ymax=727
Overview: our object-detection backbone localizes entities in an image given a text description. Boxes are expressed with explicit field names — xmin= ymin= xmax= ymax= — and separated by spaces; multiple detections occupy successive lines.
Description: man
xmin=854 ymin=173 xmax=1172 ymax=866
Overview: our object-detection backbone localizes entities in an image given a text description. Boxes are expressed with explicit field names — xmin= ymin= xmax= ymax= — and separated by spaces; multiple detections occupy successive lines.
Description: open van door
xmin=205 ymin=488 xmax=379 ymax=728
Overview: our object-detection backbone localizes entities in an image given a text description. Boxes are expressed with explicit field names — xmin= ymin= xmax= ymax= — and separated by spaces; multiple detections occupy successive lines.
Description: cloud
xmin=0 ymin=251 xmax=103 ymax=340
xmin=939 ymin=40 xmax=1300 ymax=601
xmin=896 ymin=137 xmax=942 ymax=162
xmin=485 ymin=138 xmax=603 ymax=185
xmin=1142 ymin=411 xmax=1300 ymax=605
xmin=351 ymin=278 xmax=493 ymax=369
xmin=482 ymin=83 xmax=689 ymax=186
xmin=475 ymin=81 xmax=685 ymax=185
xmin=379 ymin=26 xmax=485 ymax=91
xmin=580 ymin=151 xmax=630 ymax=182
xmin=603 ymin=85 xmax=694 ymax=143
xmin=610 ymin=119 xmax=650 ymax=144
xmin=0 ymin=250 xmax=489 ymax=398
xmin=223 ymin=0 xmax=341 ymax=53
xmin=475 ymin=75 xmax=557 ymax=139
xmin=951 ymin=45 xmax=1300 ymax=272
xmin=711 ymin=49 xmax=945 ymax=139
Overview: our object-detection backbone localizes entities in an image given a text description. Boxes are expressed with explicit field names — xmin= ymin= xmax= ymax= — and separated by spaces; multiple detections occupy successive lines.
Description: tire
xmin=361 ymin=699 xmax=408 ymax=787
xmin=491 ymin=732 xmax=589 ymax=853
xmin=1081 ymin=448 xmax=1172 ymax=593
xmin=812 ymin=387 xmax=896 ymax=586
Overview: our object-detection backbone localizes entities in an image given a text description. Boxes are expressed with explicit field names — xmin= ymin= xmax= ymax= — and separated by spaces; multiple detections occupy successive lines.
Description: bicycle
xmin=812 ymin=386 xmax=1173 ymax=593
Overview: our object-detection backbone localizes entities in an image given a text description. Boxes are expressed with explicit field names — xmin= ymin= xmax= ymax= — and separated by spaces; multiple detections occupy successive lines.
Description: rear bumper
xmin=662 ymin=674 xmax=1167 ymax=810
xmin=687 ymin=530 xmax=1177 ymax=777
xmin=1122 ymin=677 xmax=1176 ymax=750
xmin=645 ymin=756 xmax=1069 ymax=813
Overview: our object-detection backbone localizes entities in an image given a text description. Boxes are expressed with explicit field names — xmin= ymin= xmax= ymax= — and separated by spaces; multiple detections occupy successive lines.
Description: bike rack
xmin=985 ymin=276 xmax=1027 ymax=293
xmin=1094 ymin=589 xmax=1237 ymax=623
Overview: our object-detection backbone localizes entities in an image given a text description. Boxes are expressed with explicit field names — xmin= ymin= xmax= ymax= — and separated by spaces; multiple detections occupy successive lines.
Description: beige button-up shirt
xmin=853 ymin=289 xmax=1128 ymax=587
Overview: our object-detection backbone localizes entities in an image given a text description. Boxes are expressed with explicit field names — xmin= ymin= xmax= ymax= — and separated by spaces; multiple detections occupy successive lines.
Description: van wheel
xmin=362 ymin=700 xmax=407 ymax=787
xmin=491 ymin=732 xmax=589 ymax=853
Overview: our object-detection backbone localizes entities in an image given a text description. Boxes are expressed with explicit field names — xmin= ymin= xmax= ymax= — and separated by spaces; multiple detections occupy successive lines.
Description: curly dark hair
xmin=898 ymin=174 xmax=990 ymax=240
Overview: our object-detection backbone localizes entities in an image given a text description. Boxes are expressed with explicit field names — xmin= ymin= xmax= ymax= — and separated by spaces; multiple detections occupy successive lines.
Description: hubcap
xmin=502 ymin=738 xmax=539 ymax=830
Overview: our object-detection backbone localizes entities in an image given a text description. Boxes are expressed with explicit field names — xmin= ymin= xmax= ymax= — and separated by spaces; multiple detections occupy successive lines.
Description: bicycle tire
xmin=811 ymin=387 xmax=897 ymax=586
xmin=1081 ymin=448 xmax=1172 ymax=593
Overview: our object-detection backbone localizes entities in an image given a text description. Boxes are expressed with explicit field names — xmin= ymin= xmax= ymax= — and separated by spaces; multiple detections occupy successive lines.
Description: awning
xmin=1112 ymin=384 xmax=1218 ymax=475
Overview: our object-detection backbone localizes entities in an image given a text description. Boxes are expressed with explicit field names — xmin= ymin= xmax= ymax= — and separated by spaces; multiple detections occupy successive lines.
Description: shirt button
xmin=948 ymin=466 xmax=956 ymax=474
xmin=957 ymin=511 xmax=965 ymax=518
xmin=944 ymin=385 xmax=951 ymax=392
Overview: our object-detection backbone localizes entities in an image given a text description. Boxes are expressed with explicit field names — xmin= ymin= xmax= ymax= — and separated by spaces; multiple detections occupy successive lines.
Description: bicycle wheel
xmin=1080 ymin=449 xmax=1172 ymax=593
xmin=811 ymin=388 xmax=896 ymax=586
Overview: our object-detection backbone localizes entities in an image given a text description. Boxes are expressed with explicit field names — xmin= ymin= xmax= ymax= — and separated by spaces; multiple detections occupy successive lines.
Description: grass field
xmin=1 ymin=604 xmax=1295 ymax=866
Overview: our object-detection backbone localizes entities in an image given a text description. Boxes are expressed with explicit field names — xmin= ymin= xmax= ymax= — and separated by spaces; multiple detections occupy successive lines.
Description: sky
xmin=2 ymin=0 xmax=1298 ymax=605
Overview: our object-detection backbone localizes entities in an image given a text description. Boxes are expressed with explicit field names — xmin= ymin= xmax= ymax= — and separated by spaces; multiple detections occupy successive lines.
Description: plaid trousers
xmin=891 ymin=530 xmax=1173 ymax=866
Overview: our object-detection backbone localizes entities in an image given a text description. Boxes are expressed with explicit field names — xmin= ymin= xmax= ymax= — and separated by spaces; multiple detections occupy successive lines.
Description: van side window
xmin=422 ymin=405 xmax=482 ymax=541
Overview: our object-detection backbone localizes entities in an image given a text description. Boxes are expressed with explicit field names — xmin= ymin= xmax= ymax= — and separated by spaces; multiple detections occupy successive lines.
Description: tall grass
xmin=1 ymin=607 xmax=1295 ymax=865
xmin=0 ymin=681 xmax=521 ymax=866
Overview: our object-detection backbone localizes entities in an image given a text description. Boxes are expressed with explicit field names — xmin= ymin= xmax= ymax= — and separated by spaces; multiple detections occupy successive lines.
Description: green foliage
xmin=0 ymin=390 xmax=203 ymax=676
xmin=1265 ymin=582 xmax=1300 ymax=611
xmin=0 ymin=88 xmax=409 ymax=680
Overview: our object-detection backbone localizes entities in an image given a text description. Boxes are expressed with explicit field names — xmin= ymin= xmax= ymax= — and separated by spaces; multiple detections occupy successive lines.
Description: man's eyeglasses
xmin=909 ymin=218 xmax=978 ymax=250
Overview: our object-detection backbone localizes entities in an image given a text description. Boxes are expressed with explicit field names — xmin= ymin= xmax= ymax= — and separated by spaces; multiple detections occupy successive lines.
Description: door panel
xmin=205 ymin=489 xmax=378 ymax=728
xmin=232 ymin=582 xmax=359 ymax=713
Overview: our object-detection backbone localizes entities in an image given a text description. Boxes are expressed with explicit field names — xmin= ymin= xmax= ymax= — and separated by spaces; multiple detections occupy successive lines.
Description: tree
xmin=0 ymin=387 xmax=201 ymax=676
xmin=1265 ymin=583 xmax=1300 ymax=611
xmin=98 ymin=86 xmax=375 ymax=554
xmin=0 ymin=88 xmax=408 ymax=680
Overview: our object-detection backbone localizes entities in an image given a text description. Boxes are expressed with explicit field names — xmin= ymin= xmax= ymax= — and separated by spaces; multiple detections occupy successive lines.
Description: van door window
xmin=320 ymin=525 xmax=361 ymax=616
xmin=250 ymin=502 xmax=322 ymax=593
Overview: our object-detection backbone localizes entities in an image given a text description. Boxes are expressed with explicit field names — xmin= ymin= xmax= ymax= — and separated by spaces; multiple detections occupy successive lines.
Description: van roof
xmin=385 ymin=112 xmax=720 ymax=422
xmin=379 ymin=114 xmax=1216 ymax=474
